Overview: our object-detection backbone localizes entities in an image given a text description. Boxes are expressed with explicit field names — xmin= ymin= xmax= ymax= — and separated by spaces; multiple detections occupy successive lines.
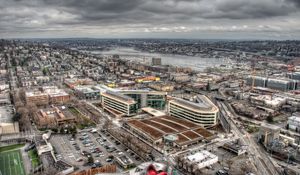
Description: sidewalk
xmin=20 ymin=144 xmax=32 ymax=175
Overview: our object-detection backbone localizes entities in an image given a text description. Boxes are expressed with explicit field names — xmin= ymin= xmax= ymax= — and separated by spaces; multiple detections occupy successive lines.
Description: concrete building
xmin=168 ymin=95 xmax=219 ymax=127
xmin=287 ymin=114 xmax=300 ymax=132
xmin=250 ymin=95 xmax=286 ymax=109
xmin=74 ymin=86 xmax=100 ymax=100
xmin=121 ymin=90 xmax=167 ymax=110
xmin=34 ymin=106 xmax=76 ymax=128
xmin=259 ymin=123 xmax=281 ymax=148
xmin=177 ymin=150 xmax=218 ymax=173
xmin=97 ymin=85 xmax=167 ymax=112
xmin=64 ymin=78 xmax=94 ymax=89
xmin=0 ymin=105 xmax=19 ymax=134
xmin=151 ymin=57 xmax=162 ymax=66
xmin=287 ymin=72 xmax=300 ymax=80
xmin=115 ymin=155 xmax=134 ymax=169
xmin=101 ymin=91 xmax=138 ymax=117
xmin=246 ymin=76 xmax=267 ymax=87
xmin=246 ymin=75 xmax=299 ymax=91
xmin=25 ymin=86 xmax=70 ymax=105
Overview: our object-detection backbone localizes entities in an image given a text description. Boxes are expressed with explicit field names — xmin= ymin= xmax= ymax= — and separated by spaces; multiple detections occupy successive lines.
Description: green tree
xmin=87 ymin=156 xmax=94 ymax=163
xmin=42 ymin=67 xmax=48 ymax=76
xmin=266 ymin=116 xmax=273 ymax=123
xmin=12 ymin=112 xmax=21 ymax=122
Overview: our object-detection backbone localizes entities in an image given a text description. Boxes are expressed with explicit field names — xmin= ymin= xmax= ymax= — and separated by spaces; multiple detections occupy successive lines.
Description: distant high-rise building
xmin=151 ymin=57 xmax=161 ymax=66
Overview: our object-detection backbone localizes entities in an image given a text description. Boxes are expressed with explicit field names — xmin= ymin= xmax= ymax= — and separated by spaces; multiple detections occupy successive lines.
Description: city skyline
xmin=1 ymin=0 xmax=300 ymax=40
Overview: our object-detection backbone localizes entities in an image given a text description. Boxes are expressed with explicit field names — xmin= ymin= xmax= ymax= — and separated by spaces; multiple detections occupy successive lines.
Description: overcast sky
xmin=0 ymin=0 xmax=300 ymax=39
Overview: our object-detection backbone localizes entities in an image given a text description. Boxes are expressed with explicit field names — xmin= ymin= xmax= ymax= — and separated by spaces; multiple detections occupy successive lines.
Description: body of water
xmin=89 ymin=47 xmax=231 ymax=71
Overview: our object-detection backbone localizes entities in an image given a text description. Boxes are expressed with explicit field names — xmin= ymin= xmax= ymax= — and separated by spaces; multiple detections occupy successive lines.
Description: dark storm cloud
xmin=0 ymin=0 xmax=299 ymax=38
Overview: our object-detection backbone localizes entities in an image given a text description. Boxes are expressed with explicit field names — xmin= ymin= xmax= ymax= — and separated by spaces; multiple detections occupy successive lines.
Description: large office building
xmin=246 ymin=75 xmax=299 ymax=91
xmin=97 ymin=85 xmax=167 ymax=117
xmin=168 ymin=95 xmax=219 ymax=127
xmin=101 ymin=91 xmax=138 ymax=117
xmin=121 ymin=90 xmax=167 ymax=110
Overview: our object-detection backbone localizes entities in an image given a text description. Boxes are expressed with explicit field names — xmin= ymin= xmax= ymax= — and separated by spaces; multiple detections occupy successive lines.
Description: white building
xmin=288 ymin=115 xmax=300 ymax=132
xmin=177 ymin=150 xmax=218 ymax=173
xmin=168 ymin=95 xmax=219 ymax=127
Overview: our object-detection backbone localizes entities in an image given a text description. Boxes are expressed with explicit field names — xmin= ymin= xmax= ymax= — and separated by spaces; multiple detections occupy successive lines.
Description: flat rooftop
xmin=102 ymin=91 xmax=136 ymax=104
xmin=186 ymin=150 xmax=218 ymax=163
xmin=0 ymin=105 xmax=14 ymax=123
xmin=170 ymin=95 xmax=218 ymax=113
xmin=142 ymin=107 xmax=166 ymax=117
xmin=74 ymin=85 xmax=99 ymax=93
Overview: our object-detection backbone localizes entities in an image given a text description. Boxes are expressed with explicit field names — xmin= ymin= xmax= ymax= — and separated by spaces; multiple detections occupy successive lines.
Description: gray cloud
xmin=0 ymin=0 xmax=299 ymax=39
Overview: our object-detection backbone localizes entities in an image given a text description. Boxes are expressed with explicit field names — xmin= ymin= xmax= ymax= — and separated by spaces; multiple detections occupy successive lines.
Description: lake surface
xmin=89 ymin=47 xmax=230 ymax=71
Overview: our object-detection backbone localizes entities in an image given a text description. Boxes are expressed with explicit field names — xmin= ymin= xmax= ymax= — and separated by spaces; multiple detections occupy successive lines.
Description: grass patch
xmin=0 ymin=144 xmax=24 ymax=153
xmin=28 ymin=149 xmax=40 ymax=168
xmin=69 ymin=106 xmax=80 ymax=115
xmin=0 ymin=145 xmax=26 ymax=175
xmin=247 ymin=126 xmax=259 ymax=133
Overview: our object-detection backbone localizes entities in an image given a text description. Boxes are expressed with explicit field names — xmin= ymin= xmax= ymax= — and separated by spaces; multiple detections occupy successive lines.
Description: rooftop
xmin=102 ymin=91 xmax=136 ymax=104
xmin=185 ymin=150 xmax=218 ymax=163
xmin=141 ymin=107 xmax=166 ymax=117
xmin=126 ymin=115 xmax=213 ymax=143
xmin=170 ymin=95 xmax=218 ymax=113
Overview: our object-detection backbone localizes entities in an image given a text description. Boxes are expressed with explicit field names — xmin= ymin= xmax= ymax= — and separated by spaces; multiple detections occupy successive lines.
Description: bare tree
xmin=26 ymin=102 xmax=38 ymax=116
xmin=17 ymin=107 xmax=30 ymax=130
xmin=18 ymin=88 xmax=26 ymax=103
xmin=15 ymin=101 xmax=24 ymax=110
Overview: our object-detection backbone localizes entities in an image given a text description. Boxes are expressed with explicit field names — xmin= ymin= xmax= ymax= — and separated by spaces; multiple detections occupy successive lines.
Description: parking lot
xmin=49 ymin=127 xmax=144 ymax=172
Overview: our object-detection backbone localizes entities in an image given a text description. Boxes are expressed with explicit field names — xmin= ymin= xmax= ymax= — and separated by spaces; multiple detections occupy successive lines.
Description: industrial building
xmin=123 ymin=115 xmax=214 ymax=149
xmin=176 ymin=150 xmax=218 ymax=173
xmin=168 ymin=95 xmax=219 ymax=127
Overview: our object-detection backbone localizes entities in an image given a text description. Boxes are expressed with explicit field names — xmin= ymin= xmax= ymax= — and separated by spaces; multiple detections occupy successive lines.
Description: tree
xmin=17 ymin=107 xmax=30 ymax=130
xmin=18 ymin=89 xmax=26 ymax=103
xmin=26 ymin=102 xmax=38 ymax=116
xmin=42 ymin=67 xmax=48 ymax=76
xmin=60 ymin=127 xmax=65 ymax=134
xmin=15 ymin=101 xmax=24 ymax=110
xmin=266 ymin=116 xmax=274 ymax=123
xmin=12 ymin=112 xmax=21 ymax=122
xmin=87 ymin=155 xmax=94 ymax=163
